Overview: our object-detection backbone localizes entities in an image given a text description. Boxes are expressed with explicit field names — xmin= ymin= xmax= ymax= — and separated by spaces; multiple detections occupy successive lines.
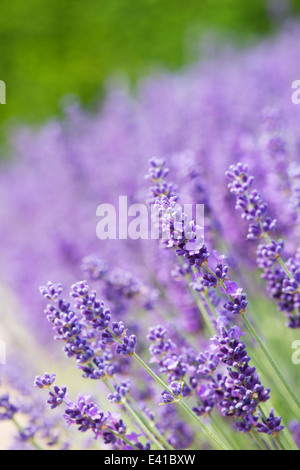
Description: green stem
xmin=177 ymin=257 xmax=216 ymax=337
xmin=177 ymin=400 xmax=228 ymax=450
xmin=263 ymin=232 xmax=293 ymax=280
xmin=243 ymin=314 xmax=300 ymax=410
xmin=105 ymin=327 xmax=228 ymax=449
xmin=127 ymin=396 xmax=174 ymax=451
xmin=210 ymin=414 xmax=237 ymax=450
xmin=204 ymin=272 xmax=300 ymax=412
xmin=203 ymin=292 xmax=219 ymax=320
xmin=103 ymin=378 xmax=165 ymax=450
xmin=282 ymin=426 xmax=299 ymax=451
xmin=275 ymin=436 xmax=286 ymax=451
xmin=131 ymin=350 xmax=228 ymax=450
xmin=190 ymin=289 xmax=216 ymax=337
xmin=250 ymin=430 xmax=266 ymax=450
xmin=110 ymin=376 xmax=173 ymax=450
xmin=108 ymin=428 xmax=139 ymax=450
xmin=11 ymin=417 xmax=44 ymax=451
xmin=123 ymin=400 xmax=164 ymax=450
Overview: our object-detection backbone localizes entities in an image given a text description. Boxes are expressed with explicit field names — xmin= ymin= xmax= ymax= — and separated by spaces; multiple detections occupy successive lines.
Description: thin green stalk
xmin=203 ymin=269 xmax=300 ymax=411
xmin=177 ymin=400 xmax=228 ymax=450
xmin=11 ymin=417 xmax=44 ymax=451
xmin=123 ymin=399 xmax=164 ymax=450
xmin=203 ymin=291 xmax=219 ymax=320
xmin=177 ymin=257 xmax=216 ymax=336
xmin=103 ymin=378 xmax=165 ymax=450
xmin=109 ymin=429 xmax=140 ymax=450
xmin=275 ymin=436 xmax=286 ymax=451
xmin=258 ymin=405 xmax=287 ymax=451
xmin=129 ymin=348 xmax=228 ymax=450
xmin=282 ymin=426 xmax=299 ymax=451
xmin=243 ymin=313 xmax=300 ymax=410
xmin=250 ymin=430 xmax=266 ymax=450
xmin=186 ymin=283 xmax=216 ymax=337
xmin=264 ymin=232 xmax=293 ymax=280
xmin=210 ymin=413 xmax=237 ymax=450
xmin=127 ymin=396 xmax=174 ymax=451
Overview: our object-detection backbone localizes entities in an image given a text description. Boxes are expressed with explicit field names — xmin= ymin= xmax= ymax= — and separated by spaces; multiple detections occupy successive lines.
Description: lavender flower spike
xmin=34 ymin=373 xmax=56 ymax=389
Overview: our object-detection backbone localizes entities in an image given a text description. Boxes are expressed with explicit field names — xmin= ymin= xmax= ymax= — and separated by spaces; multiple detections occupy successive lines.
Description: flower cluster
xmin=211 ymin=323 xmax=272 ymax=429
xmin=226 ymin=163 xmax=300 ymax=328
xmin=40 ymin=281 xmax=137 ymax=380
xmin=64 ymin=395 xmax=123 ymax=442
xmin=108 ymin=381 xmax=131 ymax=404
xmin=2 ymin=27 xmax=300 ymax=451
xmin=0 ymin=394 xmax=18 ymax=421
xmin=2 ymin=28 xmax=300 ymax=347
xmin=148 ymin=325 xmax=192 ymax=394
xmin=146 ymin=157 xmax=177 ymax=203
xmin=226 ymin=163 xmax=277 ymax=240
xmin=160 ymin=382 xmax=183 ymax=404
xmin=146 ymin=159 xmax=207 ymax=266
xmin=145 ymin=160 xmax=285 ymax=437
xmin=82 ymin=256 xmax=158 ymax=315
xmin=0 ymin=365 xmax=67 ymax=450
xmin=34 ymin=373 xmax=150 ymax=449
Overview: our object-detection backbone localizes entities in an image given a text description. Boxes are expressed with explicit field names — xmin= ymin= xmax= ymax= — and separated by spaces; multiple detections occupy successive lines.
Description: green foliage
xmin=0 ymin=0 xmax=299 ymax=133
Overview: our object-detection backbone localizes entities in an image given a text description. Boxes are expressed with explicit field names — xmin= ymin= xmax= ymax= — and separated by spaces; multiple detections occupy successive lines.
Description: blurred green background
xmin=0 ymin=0 xmax=300 ymax=141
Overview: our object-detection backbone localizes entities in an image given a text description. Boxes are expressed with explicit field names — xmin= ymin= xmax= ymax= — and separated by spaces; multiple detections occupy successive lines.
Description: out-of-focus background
xmin=0 ymin=0 xmax=299 ymax=145
xmin=1 ymin=0 xmax=300 ymax=451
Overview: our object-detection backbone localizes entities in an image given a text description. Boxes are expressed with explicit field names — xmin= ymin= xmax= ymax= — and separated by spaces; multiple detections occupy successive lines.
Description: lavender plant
xmin=1 ymin=25 xmax=300 ymax=451
xmin=1 ymin=27 xmax=300 ymax=340
xmin=226 ymin=162 xmax=300 ymax=329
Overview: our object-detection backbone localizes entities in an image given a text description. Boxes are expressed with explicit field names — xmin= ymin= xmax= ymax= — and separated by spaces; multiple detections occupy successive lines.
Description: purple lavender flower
xmin=108 ymin=381 xmax=131 ymax=404
xmin=157 ymin=405 xmax=194 ymax=450
xmin=160 ymin=382 xmax=183 ymax=404
xmin=34 ymin=373 xmax=56 ymax=389
xmin=39 ymin=280 xmax=136 ymax=380
xmin=211 ymin=321 xmax=272 ymax=428
xmin=193 ymin=384 xmax=216 ymax=417
xmin=289 ymin=421 xmax=300 ymax=449
xmin=2 ymin=28 xmax=300 ymax=347
xmin=47 ymin=386 xmax=68 ymax=409
xmin=116 ymin=335 xmax=137 ymax=356
xmin=224 ymin=293 xmax=248 ymax=315
xmin=64 ymin=395 xmax=109 ymax=436
xmin=0 ymin=395 xmax=18 ymax=420
xmin=111 ymin=321 xmax=126 ymax=338
xmin=226 ymin=163 xmax=277 ymax=240
xmin=257 ymin=240 xmax=285 ymax=269
xmin=82 ymin=256 xmax=158 ymax=316
xmin=256 ymin=409 xmax=284 ymax=436
xmin=39 ymin=282 xmax=63 ymax=300
xmin=146 ymin=158 xmax=176 ymax=203
xmin=226 ymin=163 xmax=300 ymax=328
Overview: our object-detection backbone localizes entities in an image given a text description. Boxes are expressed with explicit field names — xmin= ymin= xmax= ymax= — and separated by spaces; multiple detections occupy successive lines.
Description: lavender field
xmin=0 ymin=22 xmax=300 ymax=451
